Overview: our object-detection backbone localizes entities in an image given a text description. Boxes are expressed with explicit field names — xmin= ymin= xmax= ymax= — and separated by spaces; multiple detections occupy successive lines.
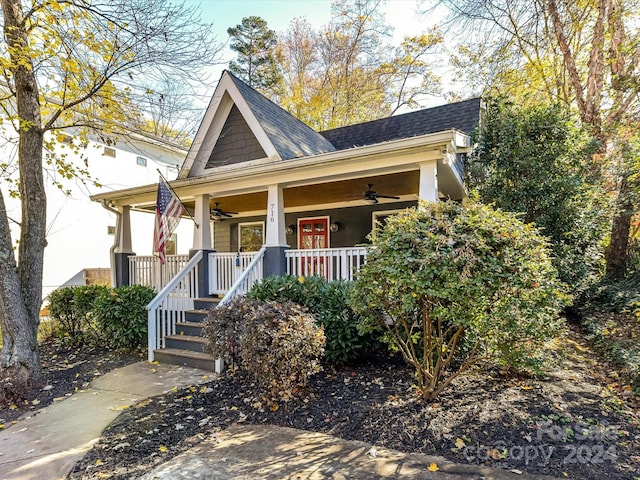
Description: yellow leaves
xmin=158 ymin=445 xmax=168 ymax=453
xmin=427 ymin=462 xmax=439 ymax=471
xmin=95 ymin=458 xmax=103 ymax=466
xmin=454 ymin=437 xmax=466 ymax=449
xmin=9 ymin=404 xmax=17 ymax=410
xmin=269 ymin=403 xmax=280 ymax=412
xmin=0 ymin=424 xmax=5 ymax=430
xmin=109 ymin=405 xmax=129 ymax=411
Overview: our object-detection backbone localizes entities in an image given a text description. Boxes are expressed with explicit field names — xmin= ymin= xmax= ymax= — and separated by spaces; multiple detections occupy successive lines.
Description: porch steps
xmin=153 ymin=296 xmax=220 ymax=371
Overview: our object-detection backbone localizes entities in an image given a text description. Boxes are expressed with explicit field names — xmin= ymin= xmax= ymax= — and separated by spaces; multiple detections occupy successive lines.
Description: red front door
xmin=298 ymin=217 xmax=329 ymax=277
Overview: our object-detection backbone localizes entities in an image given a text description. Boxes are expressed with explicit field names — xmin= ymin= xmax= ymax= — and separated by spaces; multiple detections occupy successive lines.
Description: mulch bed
xmin=66 ymin=329 xmax=640 ymax=480
xmin=2 ymin=332 xmax=639 ymax=480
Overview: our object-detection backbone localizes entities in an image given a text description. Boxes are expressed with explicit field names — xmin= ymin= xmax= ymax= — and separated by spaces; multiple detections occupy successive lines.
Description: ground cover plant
xmin=352 ymin=201 xmax=567 ymax=401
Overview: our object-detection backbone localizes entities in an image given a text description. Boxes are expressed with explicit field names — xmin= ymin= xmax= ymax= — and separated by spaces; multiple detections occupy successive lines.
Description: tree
xmin=227 ymin=16 xmax=282 ymax=92
xmin=468 ymin=99 xmax=609 ymax=294
xmin=276 ymin=0 xmax=444 ymax=130
xmin=352 ymin=201 xmax=566 ymax=401
xmin=439 ymin=0 xmax=640 ymax=279
xmin=0 ymin=0 xmax=222 ymax=386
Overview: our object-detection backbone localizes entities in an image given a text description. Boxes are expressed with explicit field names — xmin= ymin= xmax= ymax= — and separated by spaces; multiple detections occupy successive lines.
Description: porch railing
xmin=208 ymin=251 xmax=259 ymax=295
xmin=146 ymin=251 xmax=201 ymax=362
xmin=219 ymin=247 xmax=266 ymax=306
xmin=285 ymin=247 xmax=368 ymax=281
xmin=129 ymin=254 xmax=190 ymax=291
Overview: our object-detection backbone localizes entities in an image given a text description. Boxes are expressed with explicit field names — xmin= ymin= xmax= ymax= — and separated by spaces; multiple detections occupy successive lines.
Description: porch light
xmin=330 ymin=222 xmax=340 ymax=233
xmin=286 ymin=224 xmax=296 ymax=235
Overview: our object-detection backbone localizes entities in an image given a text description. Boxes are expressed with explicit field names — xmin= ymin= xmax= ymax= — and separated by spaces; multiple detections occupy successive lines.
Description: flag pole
xmin=156 ymin=169 xmax=199 ymax=229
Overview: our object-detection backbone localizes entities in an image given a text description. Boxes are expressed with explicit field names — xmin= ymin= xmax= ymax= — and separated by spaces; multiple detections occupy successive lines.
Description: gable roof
xmin=320 ymin=98 xmax=482 ymax=150
xmin=227 ymin=73 xmax=336 ymax=160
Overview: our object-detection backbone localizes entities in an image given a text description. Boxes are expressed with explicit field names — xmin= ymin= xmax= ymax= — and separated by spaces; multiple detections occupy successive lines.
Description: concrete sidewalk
xmin=0 ymin=362 xmax=211 ymax=480
xmin=140 ymin=424 xmax=558 ymax=480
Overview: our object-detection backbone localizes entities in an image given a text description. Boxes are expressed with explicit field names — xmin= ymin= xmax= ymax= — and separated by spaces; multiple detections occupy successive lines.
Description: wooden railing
xmin=129 ymin=254 xmax=189 ymax=291
xmin=146 ymin=251 xmax=201 ymax=362
xmin=208 ymin=252 xmax=259 ymax=295
xmin=285 ymin=247 xmax=368 ymax=281
xmin=218 ymin=247 xmax=266 ymax=306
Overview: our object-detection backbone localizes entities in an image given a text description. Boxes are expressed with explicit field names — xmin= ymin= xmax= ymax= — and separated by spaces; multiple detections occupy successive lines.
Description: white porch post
xmin=264 ymin=184 xmax=288 ymax=277
xmin=115 ymin=205 xmax=133 ymax=253
xmin=113 ymin=205 xmax=134 ymax=287
xmin=419 ymin=161 xmax=439 ymax=202
xmin=265 ymin=184 xmax=287 ymax=246
xmin=191 ymin=193 xmax=214 ymax=297
xmin=192 ymin=193 xmax=212 ymax=250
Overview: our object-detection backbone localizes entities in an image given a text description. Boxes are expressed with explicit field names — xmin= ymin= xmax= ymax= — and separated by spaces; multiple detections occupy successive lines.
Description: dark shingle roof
xmin=320 ymin=98 xmax=482 ymax=150
xmin=227 ymin=72 xmax=336 ymax=160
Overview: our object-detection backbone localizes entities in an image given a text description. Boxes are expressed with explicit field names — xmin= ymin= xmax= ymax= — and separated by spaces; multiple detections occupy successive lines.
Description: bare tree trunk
xmin=605 ymin=176 xmax=632 ymax=280
xmin=0 ymin=0 xmax=46 ymax=383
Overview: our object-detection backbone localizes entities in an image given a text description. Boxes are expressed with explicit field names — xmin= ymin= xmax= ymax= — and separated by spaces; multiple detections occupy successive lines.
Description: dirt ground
xmin=2 ymin=328 xmax=638 ymax=480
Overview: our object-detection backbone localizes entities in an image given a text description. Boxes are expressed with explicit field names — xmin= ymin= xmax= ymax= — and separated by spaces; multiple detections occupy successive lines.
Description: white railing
xmin=218 ymin=247 xmax=266 ymax=307
xmin=146 ymin=251 xmax=201 ymax=362
xmin=208 ymin=251 xmax=259 ymax=295
xmin=285 ymin=247 xmax=368 ymax=281
xmin=129 ymin=254 xmax=190 ymax=291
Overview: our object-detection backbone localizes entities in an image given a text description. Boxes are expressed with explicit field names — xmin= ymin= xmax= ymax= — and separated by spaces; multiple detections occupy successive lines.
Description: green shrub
xmin=204 ymin=297 xmax=325 ymax=402
xmin=249 ymin=275 xmax=374 ymax=364
xmin=93 ymin=285 xmax=156 ymax=349
xmin=47 ymin=285 xmax=109 ymax=345
xmin=352 ymin=201 xmax=567 ymax=401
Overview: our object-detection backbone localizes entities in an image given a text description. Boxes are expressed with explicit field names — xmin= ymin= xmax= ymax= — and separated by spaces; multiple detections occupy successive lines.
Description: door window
xmin=298 ymin=217 xmax=329 ymax=249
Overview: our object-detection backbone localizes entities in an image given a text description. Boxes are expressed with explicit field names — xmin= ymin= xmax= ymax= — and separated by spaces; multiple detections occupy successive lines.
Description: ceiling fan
xmin=210 ymin=202 xmax=237 ymax=221
xmin=363 ymin=184 xmax=400 ymax=204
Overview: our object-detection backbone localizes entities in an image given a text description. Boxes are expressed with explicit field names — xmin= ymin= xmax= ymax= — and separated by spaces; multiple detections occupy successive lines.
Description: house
xmin=91 ymin=70 xmax=482 ymax=369
xmin=3 ymin=127 xmax=191 ymax=300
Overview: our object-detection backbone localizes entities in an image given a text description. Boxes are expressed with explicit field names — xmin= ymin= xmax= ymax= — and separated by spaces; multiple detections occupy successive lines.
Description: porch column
xmin=418 ymin=161 xmax=439 ymax=203
xmin=264 ymin=184 xmax=288 ymax=277
xmin=114 ymin=205 xmax=134 ymax=286
xmin=190 ymin=193 xmax=214 ymax=297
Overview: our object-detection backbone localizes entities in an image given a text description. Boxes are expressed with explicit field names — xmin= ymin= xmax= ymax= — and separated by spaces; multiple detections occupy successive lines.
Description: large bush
xmin=47 ymin=285 xmax=109 ymax=345
xmin=352 ymin=201 xmax=567 ymax=401
xmin=204 ymin=297 xmax=325 ymax=402
xmin=92 ymin=285 xmax=156 ymax=349
xmin=249 ymin=275 xmax=374 ymax=364
xmin=468 ymin=99 xmax=609 ymax=295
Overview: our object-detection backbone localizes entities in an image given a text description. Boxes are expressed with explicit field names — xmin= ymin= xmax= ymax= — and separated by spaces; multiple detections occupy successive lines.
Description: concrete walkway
xmin=0 ymin=362 xmax=559 ymax=480
xmin=0 ymin=362 xmax=211 ymax=480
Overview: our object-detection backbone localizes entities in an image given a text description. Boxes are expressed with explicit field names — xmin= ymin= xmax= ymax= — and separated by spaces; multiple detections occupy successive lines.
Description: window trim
xmin=372 ymin=209 xmax=404 ymax=233
xmin=238 ymin=221 xmax=265 ymax=252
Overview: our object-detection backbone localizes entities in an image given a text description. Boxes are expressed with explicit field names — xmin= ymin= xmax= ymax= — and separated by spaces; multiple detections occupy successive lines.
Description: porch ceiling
xmin=133 ymin=171 xmax=421 ymax=217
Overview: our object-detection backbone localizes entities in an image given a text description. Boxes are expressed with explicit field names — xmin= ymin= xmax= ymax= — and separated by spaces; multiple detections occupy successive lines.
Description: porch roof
xmin=91 ymin=128 xmax=468 ymax=209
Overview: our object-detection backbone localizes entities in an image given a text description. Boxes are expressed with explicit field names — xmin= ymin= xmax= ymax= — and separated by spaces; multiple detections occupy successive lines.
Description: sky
xmin=183 ymin=0 xmax=445 ymax=105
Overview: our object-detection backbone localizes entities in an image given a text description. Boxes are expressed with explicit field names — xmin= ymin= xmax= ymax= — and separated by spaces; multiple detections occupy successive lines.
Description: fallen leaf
xmin=8 ymin=404 xmax=16 ymax=410
xmin=95 ymin=459 xmax=103 ymax=466
xmin=427 ymin=462 xmax=439 ymax=472
xmin=0 ymin=424 xmax=4 ymax=430
xmin=455 ymin=437 xmax=465 ymax=449
xmin=109 ymin=405 xmax=129 ymax=411
xmin=488 ymin=448 xmax=502 ymax=460
xmin=32 ymin=399 xmax=40 ymax=406
xmin=270 ymin=403 xmax=279 ymax=412
xmin=159 ymin=445 xmax=168 ymax=452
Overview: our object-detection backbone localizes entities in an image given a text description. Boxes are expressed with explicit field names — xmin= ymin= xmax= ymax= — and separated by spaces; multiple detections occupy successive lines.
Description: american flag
xmin=153 ymin=179 xmax=185 ymax=264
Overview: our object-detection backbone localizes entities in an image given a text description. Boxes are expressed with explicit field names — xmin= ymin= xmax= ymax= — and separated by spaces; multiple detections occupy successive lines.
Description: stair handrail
xmin=218 ymin=246 xmax=266 ymax=307
xmin=147 ymin=250 xmax=202 ymax=362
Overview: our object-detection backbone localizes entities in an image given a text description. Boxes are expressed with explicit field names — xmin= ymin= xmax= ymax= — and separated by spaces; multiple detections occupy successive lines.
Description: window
xmin=372 ymin=210 xmax=403 ymax=233
xmin=238 ymin=222 xmax=264 ymax=252
xmin=103 ymin=147 xmax=116 ymax=157
xmin=136 ymin=156 xmax=147 ymax=167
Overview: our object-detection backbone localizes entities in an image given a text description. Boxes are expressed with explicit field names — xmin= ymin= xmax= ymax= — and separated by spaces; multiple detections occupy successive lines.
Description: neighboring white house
xmin=3 ymin=129 xmax=192 ymax=300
